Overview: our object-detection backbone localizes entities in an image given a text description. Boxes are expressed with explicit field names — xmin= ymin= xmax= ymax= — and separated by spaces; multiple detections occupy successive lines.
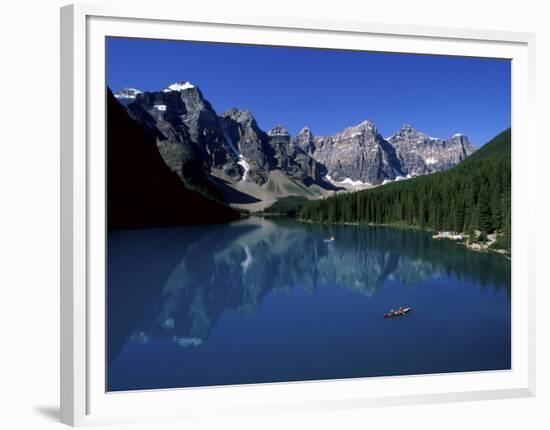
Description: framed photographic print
xmin=60 ymin=3 xmax=536 ymax=426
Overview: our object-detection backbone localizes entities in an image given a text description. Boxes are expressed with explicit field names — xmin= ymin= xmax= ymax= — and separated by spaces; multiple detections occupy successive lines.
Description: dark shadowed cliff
xmin=107 ymin=88 xmax=239 ymax=230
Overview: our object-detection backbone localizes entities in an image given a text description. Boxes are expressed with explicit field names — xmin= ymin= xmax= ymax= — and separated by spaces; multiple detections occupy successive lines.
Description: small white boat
xmin=324 ymin=236 xmax=335 ymax=242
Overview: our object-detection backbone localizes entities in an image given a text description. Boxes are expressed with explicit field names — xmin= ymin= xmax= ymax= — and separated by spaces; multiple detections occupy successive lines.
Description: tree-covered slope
xmin=262 ymin=196 xmax=311 ymax=216
xmin=300 ymin=129 xmax=511 ymax=251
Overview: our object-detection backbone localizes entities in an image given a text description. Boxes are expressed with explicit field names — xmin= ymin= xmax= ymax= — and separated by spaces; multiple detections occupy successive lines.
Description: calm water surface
xmin=107 ymin=217 xmax=511 ymax=391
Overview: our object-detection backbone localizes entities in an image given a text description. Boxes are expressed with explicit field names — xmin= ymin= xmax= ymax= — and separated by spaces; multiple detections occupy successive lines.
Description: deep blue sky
xmin=107 ymin=37 xmax=511 ymax=146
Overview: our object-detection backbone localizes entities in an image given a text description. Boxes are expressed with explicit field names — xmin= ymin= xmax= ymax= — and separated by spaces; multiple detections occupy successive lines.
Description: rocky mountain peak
xmin=390 ymin=124 xmax=434 ymax=146
xmin=114 ymin=88 xmax=143 ymax=106
xmin=160 ymin=82 xmax=206 ymax=110
xmin=114 ymin=87 xmax=142 ymax=100
xmin=385 ymin=125 xmax=476 ymax=177
xmin=299 ymin=126 xmax=312 ymax=134
xmin=291 ymin=127 xmax=316 ymax=154
xmin=451 ymin=132 xmax=469 ymax=143
xmin=222 ymin=108 xmax=258 ymax=128
xmin=396 ymin=123 xmax=426 ymax=138
xmin=268 ymin=125 xmax=290 ymax=137
xmin=357 ymin=119 xmax=376 ymax=129
xmin=449 ymin=133 xmax=476 ymax=156
xmin=335 ymin=119 xmax=378 ymax=139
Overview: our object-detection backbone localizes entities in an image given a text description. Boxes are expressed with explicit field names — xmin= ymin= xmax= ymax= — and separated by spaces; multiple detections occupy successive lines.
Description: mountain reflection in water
xmin=107 ymin=217 xmax=511 ymax=391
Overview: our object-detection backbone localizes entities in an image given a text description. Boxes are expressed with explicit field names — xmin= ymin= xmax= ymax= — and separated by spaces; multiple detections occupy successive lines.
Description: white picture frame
xmin=60 ymin=3 xmax=536 ymax=426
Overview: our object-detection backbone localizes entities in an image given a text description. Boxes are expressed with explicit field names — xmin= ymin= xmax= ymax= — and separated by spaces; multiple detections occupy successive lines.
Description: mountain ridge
xmin=113 ymin=83 xmax=478 ymax=209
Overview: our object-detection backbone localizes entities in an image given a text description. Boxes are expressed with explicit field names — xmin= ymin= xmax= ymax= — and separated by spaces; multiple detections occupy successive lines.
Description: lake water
xmin=107 ymin=217 xmax=511 ymax=392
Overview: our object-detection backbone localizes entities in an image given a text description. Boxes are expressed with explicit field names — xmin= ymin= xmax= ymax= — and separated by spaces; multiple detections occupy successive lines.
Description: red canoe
xmin=384 ymin=307 xmax=411 ymax=318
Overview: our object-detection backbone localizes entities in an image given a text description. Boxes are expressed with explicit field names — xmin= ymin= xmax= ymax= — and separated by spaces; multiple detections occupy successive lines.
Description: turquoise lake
xmin=107 ymin=217 xmax=511 ymax=391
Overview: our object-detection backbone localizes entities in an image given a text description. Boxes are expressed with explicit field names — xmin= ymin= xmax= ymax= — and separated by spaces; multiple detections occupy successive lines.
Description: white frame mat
xmin=61 ymin=3 xmax=536 ymax=426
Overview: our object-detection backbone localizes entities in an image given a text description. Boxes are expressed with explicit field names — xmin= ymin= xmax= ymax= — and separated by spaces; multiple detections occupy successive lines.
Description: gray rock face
xmin=114 ymin=87 xmax=142 ymax=106
xmin=114 ymin=82 xmax=476 ymax=204
xmin=137 ymin=84 xmax=238 ymax=171
xmin=293 ymin=122 xmax=476 ymax=185
xmin=119 ymin=83 xmax=241 ymax=197
xmin=268 ymin=126 xmax=327 ymax=185
xmin=292 ymin=126 xmax=316 ymax=154
xmin=293 ymin=121 xmax=404 ymax=185
xmin=387 ymin=124 xmax=476 ymax=177
xmin=220 ymin=108 xmax=274 ymax=185
xmin=267 ymin=125 xmax=295 ymax=174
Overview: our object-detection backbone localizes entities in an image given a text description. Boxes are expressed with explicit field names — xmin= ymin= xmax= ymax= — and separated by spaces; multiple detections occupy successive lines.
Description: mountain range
xmin=113 ymin=81 xmax=476 ymax=210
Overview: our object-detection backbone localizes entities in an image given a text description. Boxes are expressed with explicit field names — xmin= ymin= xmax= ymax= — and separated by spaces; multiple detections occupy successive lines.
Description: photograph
xmin=106 ymin=37 xmax=511 ymax=392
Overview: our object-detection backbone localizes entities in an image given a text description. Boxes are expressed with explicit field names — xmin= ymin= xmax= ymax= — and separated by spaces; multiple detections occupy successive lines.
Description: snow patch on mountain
xmin=221 ymin=120 xmax=250 ymax=181
xmin=114 ymin=88 xmax=142 ymax=99
xmin=382 ymin=175 xmax=410 ymax=185
xmin=163 ymin=81 xmax=195 ymax=92
xmin=325 ymin=174 xmax=371 ymax=188
xmin=237 ymin=158 xmax=250 ymax=181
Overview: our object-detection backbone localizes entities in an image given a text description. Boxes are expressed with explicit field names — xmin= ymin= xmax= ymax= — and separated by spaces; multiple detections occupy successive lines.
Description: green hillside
xmin=262 ymin=196 xmax=311 ymax=216
xmin=300 ymin=129 xmax=511 ymax=251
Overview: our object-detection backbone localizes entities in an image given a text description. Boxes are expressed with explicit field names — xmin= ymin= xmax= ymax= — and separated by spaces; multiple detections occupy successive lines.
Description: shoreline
xmin=298 ymin=218 xmax=428 ymax=230
xmin=298 ymin=218 xmax=511 ymax=259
